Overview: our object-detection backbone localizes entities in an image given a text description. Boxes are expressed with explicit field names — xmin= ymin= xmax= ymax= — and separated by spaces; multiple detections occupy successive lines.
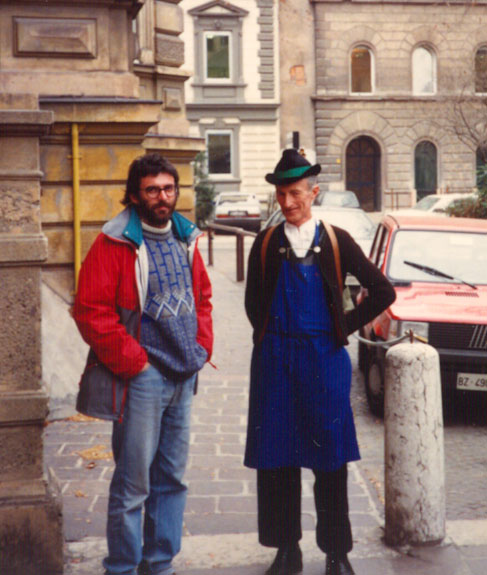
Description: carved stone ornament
xmin=14 ymin=17 xmax=97 ymax=59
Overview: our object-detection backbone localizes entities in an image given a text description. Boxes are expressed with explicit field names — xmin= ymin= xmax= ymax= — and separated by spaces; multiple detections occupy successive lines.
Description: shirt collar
xmin=141 ymin=220 xmax=172 ymax=235
xmin=284 ymin=216 xmax=317 ymax=239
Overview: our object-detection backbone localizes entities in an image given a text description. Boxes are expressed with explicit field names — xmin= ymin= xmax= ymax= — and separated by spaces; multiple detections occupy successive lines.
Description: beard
xmin=136 ymin=197 xmax=176 ymax=227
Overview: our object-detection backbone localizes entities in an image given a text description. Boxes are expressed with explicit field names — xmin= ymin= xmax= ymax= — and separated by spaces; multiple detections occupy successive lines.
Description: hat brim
xmin=265 ymin=164 xmax=321 ymax=185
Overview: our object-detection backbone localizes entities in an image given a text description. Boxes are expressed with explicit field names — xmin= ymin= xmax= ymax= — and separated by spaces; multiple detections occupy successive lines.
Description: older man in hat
xmin=244 ymin=149 xmax=395 ymax=575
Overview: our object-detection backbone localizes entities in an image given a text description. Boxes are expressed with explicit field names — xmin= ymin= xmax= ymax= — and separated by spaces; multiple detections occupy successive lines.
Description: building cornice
xmin=187 ymin=102 xmax=280 ymax=110
xmin=309 ymin=0 xmax=487 ymax=3
xmin=312 ymin=93 xmax=485 ymax=103
xmin=1 ymin=0 xmax=145 ymax=17
xmin=311 ymin=0 xmax=487 ymax=4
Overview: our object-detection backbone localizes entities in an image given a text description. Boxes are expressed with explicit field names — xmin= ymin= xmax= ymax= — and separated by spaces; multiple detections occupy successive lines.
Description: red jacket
xmin=73 ymin=207 xmax=213 ymax=420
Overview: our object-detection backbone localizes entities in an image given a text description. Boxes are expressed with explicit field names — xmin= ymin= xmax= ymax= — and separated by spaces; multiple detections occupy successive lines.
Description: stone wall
xmin=0 ymin=93 xmax=63 ymax=575
xmin=278 ymin=0 xmax=316 ymax=156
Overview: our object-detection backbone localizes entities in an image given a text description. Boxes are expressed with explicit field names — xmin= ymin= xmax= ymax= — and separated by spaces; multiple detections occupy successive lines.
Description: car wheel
xmin=365 ymin=355 xmax=385 ymax=417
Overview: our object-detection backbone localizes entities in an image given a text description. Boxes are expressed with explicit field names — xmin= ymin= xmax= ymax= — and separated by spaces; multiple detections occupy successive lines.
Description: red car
xmin=359 ymin=214 xmax=487 ymax=416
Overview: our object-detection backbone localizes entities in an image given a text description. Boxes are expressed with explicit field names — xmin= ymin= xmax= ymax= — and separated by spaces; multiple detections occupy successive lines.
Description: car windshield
xmin=387 ymin=230 xmax=487 ymax=285
xmin=318 ymin=191 xmax=360 ymax=208
xmin=315 ymin=209 xmax=376 ymax=239
xmin=218 ymin=194 xmax=253 ymax=204
xmin=413 ymin=195 xmax=441 ymax=210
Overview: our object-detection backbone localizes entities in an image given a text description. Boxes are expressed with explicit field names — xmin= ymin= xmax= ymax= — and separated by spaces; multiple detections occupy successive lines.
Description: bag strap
xmin=321 ymin=219 xmax=343 ymax=295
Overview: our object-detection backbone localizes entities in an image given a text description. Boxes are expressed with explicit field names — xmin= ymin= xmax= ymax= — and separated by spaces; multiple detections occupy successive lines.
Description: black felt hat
xmin=265 ymin=148 xmax=321 ymax=185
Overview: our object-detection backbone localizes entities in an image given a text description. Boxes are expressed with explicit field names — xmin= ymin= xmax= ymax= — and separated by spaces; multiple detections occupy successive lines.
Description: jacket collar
xmin=102 ymin=206 xmax=201 ymax=247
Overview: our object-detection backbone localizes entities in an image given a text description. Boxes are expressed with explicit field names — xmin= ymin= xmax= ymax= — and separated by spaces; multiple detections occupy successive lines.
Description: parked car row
xmin=391 ymin=192 xmax=477 ymax=216
xmin=208 ymin=187 xmax=487 ymax=419
xmin=208 ymin=189 xmax=362 ymax=233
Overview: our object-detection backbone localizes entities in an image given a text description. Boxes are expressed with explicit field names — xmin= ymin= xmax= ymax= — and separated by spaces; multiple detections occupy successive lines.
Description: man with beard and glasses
xmin=73 ymin=153 xmax=213 ymax=575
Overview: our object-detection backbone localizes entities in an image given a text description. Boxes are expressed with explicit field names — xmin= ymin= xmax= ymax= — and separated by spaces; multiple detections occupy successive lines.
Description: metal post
xmin=71 ymin=123 xmax=82 ymax=292
xmin=207 ymin=227 xmax=214 ymax=267
xmin=236 ymin=233 xmax=244 ymax=282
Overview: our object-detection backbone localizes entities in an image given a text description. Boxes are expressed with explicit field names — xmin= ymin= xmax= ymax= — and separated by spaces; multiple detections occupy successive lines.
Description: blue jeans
xmin=103 ymin=365 xmax=195 ymax=575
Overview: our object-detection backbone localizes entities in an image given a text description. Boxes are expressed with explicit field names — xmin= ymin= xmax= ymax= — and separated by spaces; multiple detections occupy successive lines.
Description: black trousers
xmin=257 ymin=465 xmax=353 ymax=555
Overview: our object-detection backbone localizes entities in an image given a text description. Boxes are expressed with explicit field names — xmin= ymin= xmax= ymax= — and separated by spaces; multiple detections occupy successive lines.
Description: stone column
xmin=136 ymin=0 xmax=156 ymax=65
xmin=135 ymin=0 xmax=204 ymax=220
xmin=384 ymin=342 xmax=445 ymax=548
xmin=0 ymin=94 xmax=63 ymax=575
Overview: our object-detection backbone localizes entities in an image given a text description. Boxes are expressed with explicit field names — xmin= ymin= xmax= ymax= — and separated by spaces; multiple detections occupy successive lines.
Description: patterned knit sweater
xmin=140 ymin=222 xmax=208 ymax=379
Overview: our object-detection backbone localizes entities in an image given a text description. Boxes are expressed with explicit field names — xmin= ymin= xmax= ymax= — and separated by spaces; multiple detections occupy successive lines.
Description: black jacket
xmin=245 ymin=221 xmax=396 ymax=346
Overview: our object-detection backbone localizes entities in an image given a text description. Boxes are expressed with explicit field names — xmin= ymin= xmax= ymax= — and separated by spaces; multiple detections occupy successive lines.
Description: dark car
xmin=358 ymin=213 xmax=487 ymax=416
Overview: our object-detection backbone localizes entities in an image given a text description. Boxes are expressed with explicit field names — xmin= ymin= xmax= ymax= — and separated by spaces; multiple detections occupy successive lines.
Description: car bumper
xmin=375 ymin=343 xmax=487 ymax=395
xmin=437 ymin=349 xmax=487 ymax=394
xmin=213 ymin=217 xmax=261 ymax=231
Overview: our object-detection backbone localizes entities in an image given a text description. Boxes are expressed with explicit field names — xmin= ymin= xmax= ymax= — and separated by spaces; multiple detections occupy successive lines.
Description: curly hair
xmin=121 ymin=153 xmax=179 ymax=206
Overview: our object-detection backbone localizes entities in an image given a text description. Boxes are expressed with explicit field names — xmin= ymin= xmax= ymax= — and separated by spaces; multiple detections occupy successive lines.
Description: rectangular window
xmin=207 ymin=131 xmax=232 ymax=175
xmin=205 ymin=32 xmax=231 ymax=80
xmin=475 ymin=48 xmax=487 ymax=93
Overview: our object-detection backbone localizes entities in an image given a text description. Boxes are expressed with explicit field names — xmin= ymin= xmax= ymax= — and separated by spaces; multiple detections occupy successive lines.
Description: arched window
xmin=351 ymin=46 xmax=373 ymax=93
xmin=475 ymin=47 xmax=487 ymax=93
xmin=412 ymin=46 xmax=436 ymax=94
xmin=415 ymin=141 xmax=438 ymax=200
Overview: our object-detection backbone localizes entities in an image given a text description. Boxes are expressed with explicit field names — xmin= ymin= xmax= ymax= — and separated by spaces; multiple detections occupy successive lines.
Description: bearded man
xmin=73 ymin=153 xmax=213 ymax=575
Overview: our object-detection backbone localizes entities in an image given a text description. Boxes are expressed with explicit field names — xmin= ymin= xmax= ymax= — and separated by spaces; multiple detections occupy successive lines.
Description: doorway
xmin=346 ymin=136 xmax=381 ymax=211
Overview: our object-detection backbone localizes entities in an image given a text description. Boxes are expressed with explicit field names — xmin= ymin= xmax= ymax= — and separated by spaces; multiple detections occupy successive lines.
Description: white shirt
xmin=284 ymin=217 xmax=318 ymax=257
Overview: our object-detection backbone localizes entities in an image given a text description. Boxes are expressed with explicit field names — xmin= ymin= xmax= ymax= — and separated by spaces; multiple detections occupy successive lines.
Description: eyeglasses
xmin=141 ymin=185 xmax=177 ymax=198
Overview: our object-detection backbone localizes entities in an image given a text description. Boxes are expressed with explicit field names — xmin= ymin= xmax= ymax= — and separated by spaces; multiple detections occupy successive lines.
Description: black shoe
xmin=265 ymin=543 xmax=303 ymax=575
xmin=325 ymin=553 xmax=355 ymax=575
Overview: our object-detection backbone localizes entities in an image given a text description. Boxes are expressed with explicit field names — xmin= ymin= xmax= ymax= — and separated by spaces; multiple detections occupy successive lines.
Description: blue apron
xmin=245 ymin=226 xmax=360 ymax=472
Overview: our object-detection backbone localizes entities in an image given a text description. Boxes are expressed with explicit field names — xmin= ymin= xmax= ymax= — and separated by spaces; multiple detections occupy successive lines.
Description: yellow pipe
xmin=71 ymin=123 xmax=82 ymax=292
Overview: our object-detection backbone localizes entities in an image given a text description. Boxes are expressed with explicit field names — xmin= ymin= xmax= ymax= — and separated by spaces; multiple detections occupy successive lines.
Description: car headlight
xmin=394 ymin=321 xmax=429 ymax=342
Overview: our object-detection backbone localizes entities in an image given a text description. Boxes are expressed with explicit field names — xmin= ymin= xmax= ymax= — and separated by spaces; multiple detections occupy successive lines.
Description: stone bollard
xmin=384 ymin=341 xmax=445 ymax=547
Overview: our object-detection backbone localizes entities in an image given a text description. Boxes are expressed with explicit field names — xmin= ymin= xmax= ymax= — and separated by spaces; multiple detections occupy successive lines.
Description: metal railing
xmin=206 ymin=223 xmax=257 ymax=282
xmin=354 ymin=330 xmax=428 ymax=347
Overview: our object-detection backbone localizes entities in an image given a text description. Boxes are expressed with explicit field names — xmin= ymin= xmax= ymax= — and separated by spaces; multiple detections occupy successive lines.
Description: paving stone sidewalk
xmin=44 ymin=235 xmax=487 ymax=575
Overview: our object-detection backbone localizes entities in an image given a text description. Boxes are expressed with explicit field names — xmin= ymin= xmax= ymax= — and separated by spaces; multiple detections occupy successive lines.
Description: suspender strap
xmin=321 ymin=219 xmax=343 ymax=296
xmin=257 ymin=220 xmax=343 ymax=343
xmin=258 ymin=225 xmax=278 ymax=343
xmin=261 ymin=224 xmax=278 ymax=280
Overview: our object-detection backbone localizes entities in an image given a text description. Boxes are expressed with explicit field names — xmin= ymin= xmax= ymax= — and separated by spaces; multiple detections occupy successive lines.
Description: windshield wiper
xmin=403 ymin=260 xmax=477 ymax=290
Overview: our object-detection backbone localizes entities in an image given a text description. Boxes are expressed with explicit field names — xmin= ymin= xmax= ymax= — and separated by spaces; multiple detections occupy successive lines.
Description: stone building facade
xmin=310 ymin=0 xmax=487 ymax=211
xmin=181 ymin=0 xmax=280 ymax=206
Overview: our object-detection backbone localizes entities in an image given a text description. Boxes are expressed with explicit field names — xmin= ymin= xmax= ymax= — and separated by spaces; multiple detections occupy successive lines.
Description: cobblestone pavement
xmin=43 ymin=235 xmax=487 ymax=574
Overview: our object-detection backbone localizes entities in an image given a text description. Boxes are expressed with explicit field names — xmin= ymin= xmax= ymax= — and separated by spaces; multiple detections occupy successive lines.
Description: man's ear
xmin=129 ymin=193 xmax=140 ymax=205
xmin=311 ymin=185 xmax=320 ymax=200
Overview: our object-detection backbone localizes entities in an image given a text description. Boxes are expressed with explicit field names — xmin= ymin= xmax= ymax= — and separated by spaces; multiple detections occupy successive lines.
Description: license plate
xmin=456 ymin=373 xmax=487 ymax=391
xmin=229 ymin=210 xmax=247 ymax=216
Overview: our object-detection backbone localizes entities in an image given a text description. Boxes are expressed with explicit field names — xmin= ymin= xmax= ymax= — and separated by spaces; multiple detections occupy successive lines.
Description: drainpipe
xmin=71 ymin=123 xmax=82 ymax=292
